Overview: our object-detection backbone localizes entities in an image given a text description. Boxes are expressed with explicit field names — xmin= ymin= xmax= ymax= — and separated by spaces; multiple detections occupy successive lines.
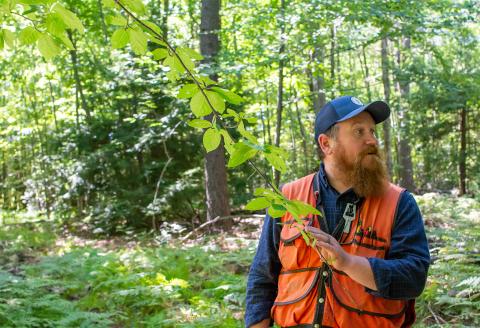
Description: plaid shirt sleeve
xmin=367 ymin=191 xmax=431 ymax=299
xmin=244 ymin=214 xmax=282 ymax=327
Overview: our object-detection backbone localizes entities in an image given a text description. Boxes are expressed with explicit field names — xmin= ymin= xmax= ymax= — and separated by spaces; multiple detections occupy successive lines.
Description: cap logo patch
xmin=351 ymin=97 xmax=363 ymax=106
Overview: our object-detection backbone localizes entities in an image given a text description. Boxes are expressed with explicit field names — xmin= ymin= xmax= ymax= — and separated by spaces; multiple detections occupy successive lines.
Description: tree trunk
xmin=97 ymin=0 xmax=108 ymax=43
xmin=265 ymin=84 xmax=272 ymax=145
xmin=459 ymin=107 xmax=467 ymax=195
xmin=274 ymin=0 xmax=286 ymax=187
xmin=200 ymin=0 xmax=231 ymax=223
xmin=162 ymin=0 xmax=169 ymax=41
xmin=308 ymin=46 xmax=326 ymax=114
xmin=395 ymin=37 xmax=416 ymax=192
xmin=293 ymin=87 xmax=309 ymax=175
xmin=381 ymin=37 xmax=393 ymax=178
xmin=68 ymin=31 xmax=90 ymax=122
xmin=361 ymin=46 xmax=372 ymax=102
xmin=330 ymin=23 xmax=336 ymax=98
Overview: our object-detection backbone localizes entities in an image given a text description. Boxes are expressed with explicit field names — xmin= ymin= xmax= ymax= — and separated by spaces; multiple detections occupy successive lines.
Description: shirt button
xmin=314 ymin=324 xmax=320 ymax=328
xmin=318 ymin=297 xmax=324 ymax=303
xmin=323 ymin=271 xmax=328 ymax=277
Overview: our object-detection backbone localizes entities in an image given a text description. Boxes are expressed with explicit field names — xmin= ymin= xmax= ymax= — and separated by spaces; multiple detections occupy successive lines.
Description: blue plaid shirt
xmin=244 ymin=164 xmax=430 ymax=327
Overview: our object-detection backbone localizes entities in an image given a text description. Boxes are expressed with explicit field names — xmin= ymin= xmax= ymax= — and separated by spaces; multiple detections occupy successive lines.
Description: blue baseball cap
xmin=314 ymin=95 xmax=390 ymax=144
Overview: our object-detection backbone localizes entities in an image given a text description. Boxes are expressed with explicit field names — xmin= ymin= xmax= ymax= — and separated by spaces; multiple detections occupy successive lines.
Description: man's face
xmin=330 ymin=111 xmax=388 ymax=197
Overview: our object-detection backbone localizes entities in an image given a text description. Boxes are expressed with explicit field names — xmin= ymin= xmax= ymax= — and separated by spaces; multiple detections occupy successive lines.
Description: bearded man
xmin=245 ymin=96 xmax=430 ymax=328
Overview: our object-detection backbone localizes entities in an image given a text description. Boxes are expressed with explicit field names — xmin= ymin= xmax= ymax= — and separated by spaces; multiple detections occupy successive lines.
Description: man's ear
xmin=318 ymin=134 xmax=334 ymax=156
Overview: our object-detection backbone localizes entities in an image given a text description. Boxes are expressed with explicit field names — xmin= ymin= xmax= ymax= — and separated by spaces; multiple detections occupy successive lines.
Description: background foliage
xmin=1 ymin=0 xmax=480 ymax=326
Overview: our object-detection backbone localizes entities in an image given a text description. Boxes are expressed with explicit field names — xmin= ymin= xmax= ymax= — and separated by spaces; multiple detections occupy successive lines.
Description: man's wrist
xmin=338 ymin=253 xmax=355 ymax=273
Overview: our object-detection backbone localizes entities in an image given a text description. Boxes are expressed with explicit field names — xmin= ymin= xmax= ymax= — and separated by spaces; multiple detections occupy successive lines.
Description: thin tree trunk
xmin=287 ymin=87 xmax=298 ymax=174
xmin=274 ymin=0 xmax=286 ymax=187
xmin=162 ymin=0 xmax=169 ymax=41
xmin=395 ymin=37 xmax=416 ymax=191
xmin=97 ymin=0 xmax=108 ymax=43
xmin=360 ymin=46 xmax=372 ymax=102
xmin=381 ymin=37 xmax=393 ymax=177
xmin=68 ymin=31 xmax=90 ymax=122
xmin=459 ymin=107 xmax=467 ymax=195
xmin=330 ymin=23 xmax=336 ymax=98
xmin=292 ymin=87 xmax=309 ymax=175
xmin=309 ymin=46 xmax=326 ymax=114
xmin=200 ymin=0 xmax=231 ymax=224
xmin=47 ymin=79 xmax=59 ymax=133
xmin=265 ymin=84 xmax=272 ymax=145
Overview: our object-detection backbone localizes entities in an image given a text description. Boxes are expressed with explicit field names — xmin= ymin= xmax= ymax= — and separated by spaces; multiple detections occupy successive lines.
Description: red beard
xmin=336 ymin=144 xmax=389 ymax=197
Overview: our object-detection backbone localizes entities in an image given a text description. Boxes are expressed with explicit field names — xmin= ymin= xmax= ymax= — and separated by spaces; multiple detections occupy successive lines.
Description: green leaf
xmin=198 ymin=75 xmax=216 ymax=87
xmin=164 ymin=54 xmax=185 ymax=74
xmin=102 ymin=0 xmax=116 ymax=8
xmin=179 ymin=47 xmax=203 ymax=60
xmin=152 ymin=48 xmax=168 ymax=60
xmin=166 ymin=70 xmax=180 ymax=82
xmin=19 ymin=26 xmax=40 ymax=45
xmin=190 ymin=91 xmax=213 ymax=117
xmin=245 ymin=197 xmax=271 ymax=211
xmin=0 ymin=32 xmax=4 ymax=50
xmin=203 ymin=128 xmax=221 ymax=152
xmin=150 ymin=37 xmax=166 ymax=46
xmin=177 ymin=84 xmax=198 ymax=99
xmin=111 ymin=29 xmax=129 ymax=49
xmin=268 ymin=204 xmax=287 ymax=218
xmin=143 ymin=21 xmax=162 ymax=35
xmin=124 ymin=0 xmax=146 ymax=15
xmin=254 ymin=188 xmax=280 ymax=199
xmin=284 ymin=202 xmax=301 ymax=220
xmin=37 ymin=34 xmax=61 ymax=60
xmin=106 ymin=15 xmax=127 ymax=26
xmin=2 ymin=29 xmax=14 ymax=48
xmin=177 ymin=47 xmax=195 ymax=72
xmin=52 ymin=4 xmax=84 ymax=33
xmin=211 ymin=87 xmax=245 ymax=105
xmin=220 ymin=130 xmax=234 ymax=154
xmin=300 ymin=230 xmax=311 ymax=245
xmin=56 ymin=33 xmax=74 ymax=50
xmin=238 ymin=121 xmax=257 ymax=143
xmin=245 ymin=117 xmax=257 ymax=124
xmin=205 ymin=90 xmax=225 ymax=114
xmin=227 ymin=142 xmax=258 ymax=168
xmin=128 ymin=28 xmax=148 ymax=55
xmin=289 ymin=200 xmax=321 ymax=216
xmin=46 ymin=13 xmax=66 ymax=37
xmin=265 ymin=151 xmax=286 ymax=173
xmin=187 ymin=119 xmax=211 ymax=129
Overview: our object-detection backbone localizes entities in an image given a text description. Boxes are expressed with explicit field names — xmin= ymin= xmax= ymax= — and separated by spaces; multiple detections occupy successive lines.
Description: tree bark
xmin=330 ymin=23 xmax=336 ymax=98
xmin=381 ymin=37 xmax=393 ymax=178
xmin=308 ymin=46 xmax=326 ymax=114
xmin=459 ymin=107 xmax=467 ymax=195
xmin=293 ymin=88 xmax=309 ymax=175
xmin=200 ymin=0 xmax=231 ymax=223
xmin=97 ymin=0 xmax=108 ymax=43
xmin=395 ymin=37 xmax=416 ymax=192
xmin=274 ymin=0 xmax=286 ymax=187
xmin=68 ymin=31 xmax=90 ymax=122
xmin=162 ymin=0 xmax=169 ymax=41
xmin=361 ymin=46 xmax=372 ymax=102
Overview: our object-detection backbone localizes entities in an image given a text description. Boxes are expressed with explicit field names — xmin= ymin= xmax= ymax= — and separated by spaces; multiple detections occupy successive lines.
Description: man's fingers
xmin=305 ymin=226 xmax=331 ymax=243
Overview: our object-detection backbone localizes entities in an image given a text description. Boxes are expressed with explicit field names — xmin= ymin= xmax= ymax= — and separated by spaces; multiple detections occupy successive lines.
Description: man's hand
xmin=304 ymin=226 xmax=378 ymax=291
xmin=304 ymin=226 xmax=350 ymax=270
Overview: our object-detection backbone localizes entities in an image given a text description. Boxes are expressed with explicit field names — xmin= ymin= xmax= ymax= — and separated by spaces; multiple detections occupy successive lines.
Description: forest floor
xmin=0 ymin=193 xmax=479 ymax=327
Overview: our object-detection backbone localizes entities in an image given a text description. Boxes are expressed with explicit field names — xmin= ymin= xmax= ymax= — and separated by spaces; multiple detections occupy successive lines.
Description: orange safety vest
xmin=271 ymin=174 xmax=415 ymax=328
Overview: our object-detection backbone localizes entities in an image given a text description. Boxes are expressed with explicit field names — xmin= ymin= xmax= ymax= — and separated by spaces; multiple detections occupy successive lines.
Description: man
xmin=245 ymin=96 xmax=430 ymax=328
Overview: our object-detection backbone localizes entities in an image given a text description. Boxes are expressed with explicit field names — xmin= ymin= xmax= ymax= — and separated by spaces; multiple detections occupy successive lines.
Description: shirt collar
xmin=318 ymin=163 xmax=361 ymax=203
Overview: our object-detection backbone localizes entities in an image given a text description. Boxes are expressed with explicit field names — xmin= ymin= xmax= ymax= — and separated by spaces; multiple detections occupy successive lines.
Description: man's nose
xmin=365 ymin=133 xmax=378 ymax=146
